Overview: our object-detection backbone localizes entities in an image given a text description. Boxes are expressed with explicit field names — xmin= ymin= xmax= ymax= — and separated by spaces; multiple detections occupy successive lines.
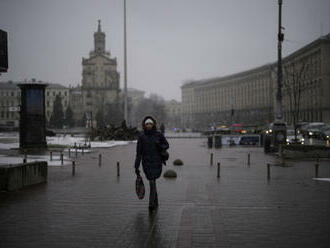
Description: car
xmin=320 ymin=126 xmax=330 ymax=140
xmin=286 ymin=129 xmax=304 ymax=144
xmin=302 ymin=122 xmax=326 ymax=138
xmin=239 ymin=135 xmax=260 ymax=145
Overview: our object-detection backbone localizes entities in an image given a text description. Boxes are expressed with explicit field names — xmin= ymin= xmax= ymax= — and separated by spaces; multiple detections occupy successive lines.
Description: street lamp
xmin=276 ymin=0 xmax=284 ymax=121
xmin=123 ymin=0 xmax=128 ymax=124
xmin=273 ymin=0 xmax=287 ymax=148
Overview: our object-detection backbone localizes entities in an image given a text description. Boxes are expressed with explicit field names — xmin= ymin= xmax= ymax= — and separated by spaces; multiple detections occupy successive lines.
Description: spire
xmin=98 ymin=20 xmax=101 ymax=32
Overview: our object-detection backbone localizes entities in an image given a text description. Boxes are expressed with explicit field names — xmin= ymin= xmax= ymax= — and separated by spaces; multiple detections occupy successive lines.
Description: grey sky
xmin=1 ymin=0 xmax=330 ymax=101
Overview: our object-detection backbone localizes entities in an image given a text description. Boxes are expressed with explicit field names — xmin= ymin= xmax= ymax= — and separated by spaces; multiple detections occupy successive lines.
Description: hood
xmin=142 ymin=116 xmax=157 ymax=131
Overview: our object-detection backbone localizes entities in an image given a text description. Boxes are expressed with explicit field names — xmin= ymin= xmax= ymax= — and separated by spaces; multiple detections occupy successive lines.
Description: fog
xmin=1 ymin=0 xmax=330 ymax=100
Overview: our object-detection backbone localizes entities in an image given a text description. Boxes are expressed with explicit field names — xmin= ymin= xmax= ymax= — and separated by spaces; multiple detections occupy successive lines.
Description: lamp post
xmin=276 ymin=0 xmax=284 ymax=121
xmin=123 ymin=0 xmax=128 ymax=124
xmin=272 ymin=0 xmax=287 ymax=149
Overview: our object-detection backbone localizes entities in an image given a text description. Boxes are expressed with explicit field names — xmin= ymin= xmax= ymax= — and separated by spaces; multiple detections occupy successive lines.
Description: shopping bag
xmin=135 ymin=175 xmax=145 ymax=199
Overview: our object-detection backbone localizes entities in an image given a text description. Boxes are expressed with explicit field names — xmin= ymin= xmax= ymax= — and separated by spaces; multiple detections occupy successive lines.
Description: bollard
xmin=98 ymin=154 xmax=102 ymax=167
xmin=247 ymin=153 xmax=251 ymax=167
xmin=217 ymin=162 xmax=220 ymax=178
xmin=74 ymin=142 xmax=76 ymax=148
xmin=75 ymin=147 xmax=78 ymax=158
xmin=210 ymin=153 xmax=213 ymax=166
xmin=117 ymin=161 xmax=120 ymax=177
xmin=82 ymin=147 xmax=84 ymax=155
xmin=315 ymin=163 xmax=319 ymax=178
xmin=267 ymin=163 xmax=271 ymax=180
xmin=60 ymin=152 xmax=64 ymax=165
xmin=23 ymin=152 xmax=27 ymax=163
xmin=50 ymin=151 xmax=53 ymax=161
xmin=72 ymin=161 xmax=76 ymax=176
xmin=68 ymin=148 xmax=71 ymax=158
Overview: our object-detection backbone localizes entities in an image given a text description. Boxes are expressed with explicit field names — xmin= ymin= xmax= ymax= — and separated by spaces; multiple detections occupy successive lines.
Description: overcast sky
xmin=1 ymin=0 xmax=330 ymax=101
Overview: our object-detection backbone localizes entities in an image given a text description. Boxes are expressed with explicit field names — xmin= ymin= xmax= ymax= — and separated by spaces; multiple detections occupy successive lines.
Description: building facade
xmin=181 ymin=34 xmax=330 ymax=129
xmin=165 ymin=100 xmax=182 ymax=130
xmin=45 ymin=83 xmax=70 ymax=122
xmin=0 ymin=81 xmax=20 ymax=128
xmin=0 ymin=80 xmax=71 ymax=127
xmin=80 ymin=20 xmax=120 ymax=124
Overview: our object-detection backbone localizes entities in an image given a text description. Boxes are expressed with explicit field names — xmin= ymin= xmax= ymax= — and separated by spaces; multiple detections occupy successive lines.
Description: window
xmin=11 ymin=92 xmax=14 ymax=96
xmin=59 ymin=91 xmax=62 ymax=96
xmin=47 ymin=101 xmax=50 ymax=107
xmin=47 ymin=92 xmax=49 ymax=96
xmin=53 ymin=92 xmax=55 ymax=96
xmin=65 ymin=92 xmax=67 ymax=96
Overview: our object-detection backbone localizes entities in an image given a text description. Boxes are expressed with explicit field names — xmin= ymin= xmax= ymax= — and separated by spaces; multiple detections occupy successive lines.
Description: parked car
xmin=286 ymin=129 xmax=304 ymax=144
xmin=239 ymin=135 xmax=260 ymax=145
xmin=301 ymin=122 xmax=325 ymax=138
xmin=320 ymin=125 xmax=330 ymax=140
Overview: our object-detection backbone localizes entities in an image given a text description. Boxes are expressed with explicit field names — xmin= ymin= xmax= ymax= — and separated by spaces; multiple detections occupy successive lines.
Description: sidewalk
xmin=1 ymin=139 xmax=330 ymax=248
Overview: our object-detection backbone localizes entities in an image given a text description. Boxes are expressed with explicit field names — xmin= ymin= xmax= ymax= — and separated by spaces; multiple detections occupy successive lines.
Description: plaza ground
xmin=1 ymin=138 xmax=330 ymax=248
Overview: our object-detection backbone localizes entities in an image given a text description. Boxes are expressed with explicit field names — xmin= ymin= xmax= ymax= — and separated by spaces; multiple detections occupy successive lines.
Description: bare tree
xmin=283 ymin=59 xmax=310 ymax=140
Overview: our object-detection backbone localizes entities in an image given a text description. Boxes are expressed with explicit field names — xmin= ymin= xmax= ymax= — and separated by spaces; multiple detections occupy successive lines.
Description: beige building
xmin=45 ymin=83 xmax=70 ymax=122
xmin=80 ymin=20 xmax=120 ymax=124
xmin=0 ymin=80 xmax=71 ymax=127
xmin=0 ymin=81 xmax=20 ymax=128
xmin=181 ymin=34 xmax=330 ymax=129
xmin=165 ymin=100 xmax=182 ymax=129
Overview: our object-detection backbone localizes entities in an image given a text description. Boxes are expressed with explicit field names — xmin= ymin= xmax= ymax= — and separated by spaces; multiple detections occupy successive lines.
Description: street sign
xmin=9 ymin=106 xmax=20 ymax=112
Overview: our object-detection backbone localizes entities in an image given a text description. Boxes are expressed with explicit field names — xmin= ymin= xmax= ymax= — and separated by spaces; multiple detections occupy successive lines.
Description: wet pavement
xmin=1 ymin=138 xmax=330 ymax=248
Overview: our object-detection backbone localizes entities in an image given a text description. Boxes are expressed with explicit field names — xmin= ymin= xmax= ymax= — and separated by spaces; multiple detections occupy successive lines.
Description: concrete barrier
xmin=282 ymin=145 xmax=330 ymax=159
xmin=0 ymin=161 xmax=47 ymax=191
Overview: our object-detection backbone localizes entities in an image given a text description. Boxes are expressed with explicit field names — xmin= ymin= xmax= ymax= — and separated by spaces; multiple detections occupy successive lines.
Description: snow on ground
xmin=0 ymin=132 xmax=130 ymax=150
xmin=0 ymin=132 xmax=131 ymax=166
xmin=313 ymin=178 xmax=330 ymax=182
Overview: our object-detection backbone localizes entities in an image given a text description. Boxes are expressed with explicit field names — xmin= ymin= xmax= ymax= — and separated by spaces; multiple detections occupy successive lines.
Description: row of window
xmin=0 ymin=111 xmax=16 ymax=119
xmin=46 ymin=91 xmax=68 ymax=97
xmin=0 ymin=91 xmax=20 ymax=97
xmin=0 ymin=101 xmax=17 ymax=107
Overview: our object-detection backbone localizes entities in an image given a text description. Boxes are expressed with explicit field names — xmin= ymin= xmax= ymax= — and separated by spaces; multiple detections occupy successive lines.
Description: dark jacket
xmin=134 ymin=116 xmax=169 ymax=180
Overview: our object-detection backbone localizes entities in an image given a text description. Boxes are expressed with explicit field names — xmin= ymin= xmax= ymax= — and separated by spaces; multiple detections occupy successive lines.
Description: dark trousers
xmin=149 ymin=180 xmax=158 ymax=207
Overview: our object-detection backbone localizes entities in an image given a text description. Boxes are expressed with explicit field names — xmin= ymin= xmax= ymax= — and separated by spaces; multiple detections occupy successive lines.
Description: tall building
xmin=80 ymin=20 xmax=120 ymax=124
xmin=181 ymin=34 xmax=330 ymax=129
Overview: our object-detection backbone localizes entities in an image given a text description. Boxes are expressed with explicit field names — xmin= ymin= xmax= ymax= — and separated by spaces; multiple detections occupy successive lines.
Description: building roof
xmin=0 ymin=81 xmax=19 ymax=89
xmin=182 ymin=33 xmax=330 ymax=89
xmin=0 ymin=80 xmax=68 ymax=89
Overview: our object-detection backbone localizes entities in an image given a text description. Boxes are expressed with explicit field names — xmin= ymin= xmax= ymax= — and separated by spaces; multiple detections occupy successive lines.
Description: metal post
xmin=210 ymin=153 xmax=213 ymax=166
xmin=123 ymin=0 xmax=128 ymax=124
xmin=68 ymin=148 xmax=71 ymax=158
xmin=267 ymin=163 xmax=271 ymax=180
xmin=23 ymin=152 xmax=27 ymax=163
xmin=72 ymin=161 xmax=76 ymax=176
xmin=75 ymin=147 xmax=78 ymax=158
xmin=60 ymin=152 xmax=64 ymax=165
xmin=248 ymin=153 xmax=251 ymax=167
xmin=50 ymin=151 xmax=53 ymax=161
xmin=117 ymin=161 xmax=120 ymax=177
xmin=99 ymin=154 xmax=102 ymax=167
xmin=276 ymin=0 xmax=284 ymax=121
xmin=315 ymin=163 xmax=319 ymax=178
xmin=82 ymin=147 xmax=84 ymax=155
xmin=217 ymin=162 xmax=220 ymax=178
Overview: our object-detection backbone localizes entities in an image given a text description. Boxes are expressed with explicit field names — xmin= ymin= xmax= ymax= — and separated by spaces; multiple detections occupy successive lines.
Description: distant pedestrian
xmin=160 ymin=123 xmax=165 ymax=134
xmin=134 ymin=116 xmax=169 ymax=211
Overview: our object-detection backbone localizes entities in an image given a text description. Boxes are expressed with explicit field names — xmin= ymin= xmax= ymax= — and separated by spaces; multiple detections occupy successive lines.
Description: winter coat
xmin=134 ymin=116 xmax=169 ymax=180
